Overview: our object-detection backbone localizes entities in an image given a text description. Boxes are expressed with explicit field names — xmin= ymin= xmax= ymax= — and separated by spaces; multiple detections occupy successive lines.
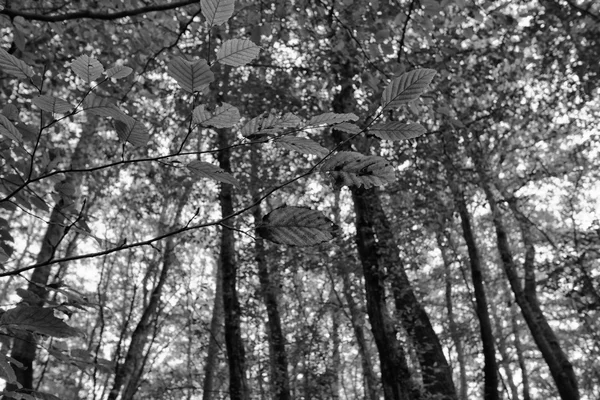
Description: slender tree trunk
xmin=511 ymin=304 xmax=531 ymax=400
xmin=217 ymin=128 xmax=249 ymax=400
xmin=477 ymin=171 xmax=579 ymax=400
xmin=446 ymin=177 xmax=499 ymax=400
xmin=331 ymin=295 xmax=341 ymax=400
xmin=340 ymin=270 xmax=380 ymax=400
xmin=202 ymin=254 xmax=224 ymax=400
xmin=332 ymin=190 xmax=379 ymax=400
xmin=368 ymin=190 xmax=458 ymax=400
xmin=107 ymin=183 xmax=192 ymax=400
xmin=5 ymin=132 xmax=88 ymax=393
xmin=330 ymin=65 xmax=448 ymax=400
xmin=351 ymin=186 xmax=416 ymax=400
xmin=250 ymin=145 xmax=291 ymax=400
xmin=436 ymin=231 xmax=468 ymax=400
xmin=490 ymin=298 xmax=519 ymax=400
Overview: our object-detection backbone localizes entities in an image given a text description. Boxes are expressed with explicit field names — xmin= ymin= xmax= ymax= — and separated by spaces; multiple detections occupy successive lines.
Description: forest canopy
xmin=0 ymin=0 xmax=599 ymax=399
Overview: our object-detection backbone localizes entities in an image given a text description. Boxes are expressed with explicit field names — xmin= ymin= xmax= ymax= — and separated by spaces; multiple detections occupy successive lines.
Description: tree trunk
xmin=5 ymin=132 xmax=88 ymax=393
xmin=511 ymin=304 xmax=531 ymax=400
xmin=436 ymin=231 xmax=468 ymax=400
xmin=333 ymin=190 xmax=380 ymax=400
xmin=447 ymin=177 xmax=499 ymax=400
xmin=490 ymin=299 xmax=520 ymax=400
xmin=368 ymin=190 xmax=458 ymax=400
xmin=340 ymin=270 xmax=380 ymax=400
xmin=202 ymin=253 xmax=224 ymax=400
xmin=250 ymin=145 xmax=291 ymax=400
xmin=107 ymin=183 xmax=192 ymax=400
xmin=478 ymin=173 xmax=579 ymax=400
xmin=217 ymin=128 xmax=249 ymax=400
xmin=351 ymin=186 xmax=417 ymax=400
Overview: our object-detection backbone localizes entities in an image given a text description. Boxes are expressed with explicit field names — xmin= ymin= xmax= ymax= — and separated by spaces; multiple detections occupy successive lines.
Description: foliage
xmin=0 ymin=0 xmax=599 ymax=399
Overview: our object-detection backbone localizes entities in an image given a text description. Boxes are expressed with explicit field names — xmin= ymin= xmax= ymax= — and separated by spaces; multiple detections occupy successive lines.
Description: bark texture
xmin=107 ymin=183 xmax=192 ymax=400
xmin=6 ymin=134 xmax=88 ymax=393
xmin=369 ymin=189 xmax=458 ymax=400
xmin=478 ymin=172 xmax=579 ymax=400
xmin=351 ymin=186 xmax=416 ymax=400
xmin=217 ymin=128 xmax=249 ymax=400
xmin=202 ymin=255 xmax=224 ymax=400
xmin=447 ymin=178 xmax=499 ymax=400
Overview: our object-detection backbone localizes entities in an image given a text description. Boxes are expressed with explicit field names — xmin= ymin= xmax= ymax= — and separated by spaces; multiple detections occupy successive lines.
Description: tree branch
xmin=1 ymin=1 xmax=198 ymax=22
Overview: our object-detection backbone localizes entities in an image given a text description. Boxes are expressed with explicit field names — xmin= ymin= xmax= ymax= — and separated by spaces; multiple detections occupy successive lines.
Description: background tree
xmin=1 ymin=0 xmax=599 ymax=399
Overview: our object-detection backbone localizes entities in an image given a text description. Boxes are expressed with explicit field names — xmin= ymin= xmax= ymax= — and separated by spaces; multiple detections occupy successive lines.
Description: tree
xmin=1 ymin=0 xmax=599 ymax=399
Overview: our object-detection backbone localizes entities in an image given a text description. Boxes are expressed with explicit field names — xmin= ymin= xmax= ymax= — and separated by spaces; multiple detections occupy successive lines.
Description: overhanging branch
xmin=1 ymin=0 xmax=198 ymax=22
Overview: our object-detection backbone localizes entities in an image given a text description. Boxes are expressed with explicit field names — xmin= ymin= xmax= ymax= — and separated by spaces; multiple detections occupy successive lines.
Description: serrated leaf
xmin=381 ymin=68 xmax=436 ymax=110
xmin=16 ymin=288 xmax=43 ymax=304
xmin=217 ymin=39 xmax=261 ymax=67
xmin=192 ymin=105 xmax=212 ymax=125
xmin=256 ymin=205 xmax=338 ymax=246
xmin=83 ymin=93 xmax=128 ymax=121
xmin=0 ymin=48 xmax=34 ymax=79
xmin=105 ymin=65 xmax=133 ymax=79
xmin=2 ymin=104 xmax=19 ymax=120
xmin=168 ymin=57 xmax=214 ymax=93
xmin=0 ymin=114 xmax=22 ymax=142
xmin=1 ymin=390 xmax=60 ymax=400
xmin=275 ymin=136 xmax=329 ymax=156
xmin=321 ymin=151 xmax=396 ymax=188
xmin=70 ymin=55 xmax=104 ymax=83
xmin=201 ymin=0 xmax=235 ymax=26
xmin=307 ymin=112 xmax=359 ymax=126
xmin=333 ymin=122 xmax=361 ymax=134
xmin=0 ymin=247 xmax=9 ymax=263
xmin=0 ymin=353 xmax=19 ymax=387
xmin=55 ymin=181 xmax=76 ymax=197
xmin=32 ymin=95 xmax=73 ymax=114
xmin=0 ymin=393 xmax=32 ymax=400
xmin=193 ymin=103 xmax=240 ymax=128
xmin=187 ymin=161 xmax=240 ymax=187
xmin=370 ymin=122 xmax=426 ymax=140
xmin=241 ymin=112 xmax=302 ymax=138
xmin=114 ymin=117 xmax=149 ymax=146
xmin=0 ymin=306 xmax=81 ymax=338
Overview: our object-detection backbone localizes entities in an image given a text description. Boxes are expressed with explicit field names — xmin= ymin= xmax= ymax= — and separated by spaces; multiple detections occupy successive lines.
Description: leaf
xmin=0 ymin=48 xmax=34 ymax=79
xmin=321 ymin=151 xmax=396 ymax=188
xmin=0 ymin=114 xmax=22 ymax=142
xmin=168 ymin=57 xmax=214 ymax=93
xmin=333 ymin=122 xmax=361 ymax=134
xmin=187 ymin=161 xmax=241 ymax=187
xmin=105 ymin=65 xmax=133 ymax=79
xmin=83 ymin=93 xmax=128 ymax=121
xmin=201 ymin=0 xmax=235 ymax=26
xmin=32 ymin=95 xmax=73 ymax=114
xmin=0 ymin=393 xmax=33 ymax=400
xmin=16 ymin=288 xmax=43 ymax=304
xmin=275 ymin=136 xmax=329 ymax=156
xmin=256 ymin=205 xmax=338 ymax=246
xmin=217 ymin=39 xmax=261 ymax=66
xmin=70 ymin=55 xmax=104 ymax=83
xmin=2 ymin=104 xmax=19 ymax=121
xmin=0 ymin=247 xmax=9 ymax=263
xmin=193 ymin=103 xmax=240 ymax=128
xmin=0 ymin=306 xmax=81 ymax=338
xmin=307 ymin=112 xmax=359 ymax=126
xmin=241 ymin=112 xmax=301 ymax=138
xmin=370 ymin=122 xmax=427 ymax=140
xmin=114 ymin=117 xmax=149 ymax=146
xmin=0 ymin=390 xmax=61 ymax=400
xmin=0 ymin=353 xmax=19 ymax=388
xmin=381 ymin=68 xmax=436 ymax=110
